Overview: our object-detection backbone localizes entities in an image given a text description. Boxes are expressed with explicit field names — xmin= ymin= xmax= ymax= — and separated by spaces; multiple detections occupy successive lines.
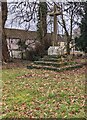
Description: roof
xmin=5 ymin=28 xmax=66 ymax=42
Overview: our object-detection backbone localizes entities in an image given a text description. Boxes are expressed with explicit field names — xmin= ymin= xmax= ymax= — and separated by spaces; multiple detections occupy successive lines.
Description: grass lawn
xmin=2 ymin=61 xmax=86 ymax=118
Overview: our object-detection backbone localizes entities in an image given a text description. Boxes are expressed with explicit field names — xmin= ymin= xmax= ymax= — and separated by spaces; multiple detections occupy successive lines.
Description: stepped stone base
xmin=27 ymin=63 xmax=84 ymax=72
xmin=27 ymin=55 xmax=86 ymax=72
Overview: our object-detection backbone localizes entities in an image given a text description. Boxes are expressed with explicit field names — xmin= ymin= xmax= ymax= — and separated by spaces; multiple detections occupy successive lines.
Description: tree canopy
xmin=76 ymin=2 xmax=87 ymax=53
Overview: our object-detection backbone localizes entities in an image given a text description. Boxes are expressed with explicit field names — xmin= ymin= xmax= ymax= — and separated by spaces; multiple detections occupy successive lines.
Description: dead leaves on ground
xmin=2 ymin=66 xmax=86 ymax=118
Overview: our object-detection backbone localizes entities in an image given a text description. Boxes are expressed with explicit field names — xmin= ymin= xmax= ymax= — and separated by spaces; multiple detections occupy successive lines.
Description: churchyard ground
xmin=2 ymin=58 xmax=86 ymax=118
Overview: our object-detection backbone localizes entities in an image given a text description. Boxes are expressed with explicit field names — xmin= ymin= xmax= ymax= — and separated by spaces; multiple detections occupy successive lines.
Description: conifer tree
xmin=76 ymin=2 xmax=87 ymax=53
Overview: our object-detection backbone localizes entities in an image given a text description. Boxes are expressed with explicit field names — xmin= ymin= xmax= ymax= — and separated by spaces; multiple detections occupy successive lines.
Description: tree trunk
xmin=66 ymin=38 xmax=70 ymax=55
xmin=0 ymin=6 xmax=2 ymax=62
xmin=37 ymin=1 xmax=48 ymax=50
xmin=61 ymin=11 xmax=70 ymax=55
xmin=1 ymin=2 xmax=10 ymax=62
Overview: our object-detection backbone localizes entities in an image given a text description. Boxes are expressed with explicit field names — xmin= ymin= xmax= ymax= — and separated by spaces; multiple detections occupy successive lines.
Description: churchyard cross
xmin=48 ymin=3 xmax=61 ymax=46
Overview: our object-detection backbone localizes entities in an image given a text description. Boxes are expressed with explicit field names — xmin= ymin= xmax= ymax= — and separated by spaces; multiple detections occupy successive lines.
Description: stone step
xmin=34 ymin=61 xmax=77 ymax=67
xmin=44 ymin=55 xmax=61 ymax=59
xmin=39 ymin=57 xmax=60 ymax=62
xmin=27 ymin=63 xmax=85 ymax=72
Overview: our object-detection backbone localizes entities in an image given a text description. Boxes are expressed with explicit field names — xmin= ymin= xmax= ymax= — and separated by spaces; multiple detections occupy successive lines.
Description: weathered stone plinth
xmin=48 ymin=46 xmax=60 ymax=55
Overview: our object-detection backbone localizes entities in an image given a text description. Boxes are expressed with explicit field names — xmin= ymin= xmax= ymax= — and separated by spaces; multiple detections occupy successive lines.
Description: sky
xmin=5 ymin=1 xmax=63 ymax=33
xmin=6 ymin=0 xmax=86 ymax=2
xmin=5 ymin=0 xmax=38 ymax=31
xmin=5 ymin=0 xmax=81 ymax=35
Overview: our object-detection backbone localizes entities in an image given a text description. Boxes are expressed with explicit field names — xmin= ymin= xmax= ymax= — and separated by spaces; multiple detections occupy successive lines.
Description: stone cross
xmin=48 ymin=4 xmax=61 ymax=46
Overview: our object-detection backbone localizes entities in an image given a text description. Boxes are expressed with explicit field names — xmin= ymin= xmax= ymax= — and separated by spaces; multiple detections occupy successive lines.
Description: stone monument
xmin=48 ymin=4 xmax=61 ymax=56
